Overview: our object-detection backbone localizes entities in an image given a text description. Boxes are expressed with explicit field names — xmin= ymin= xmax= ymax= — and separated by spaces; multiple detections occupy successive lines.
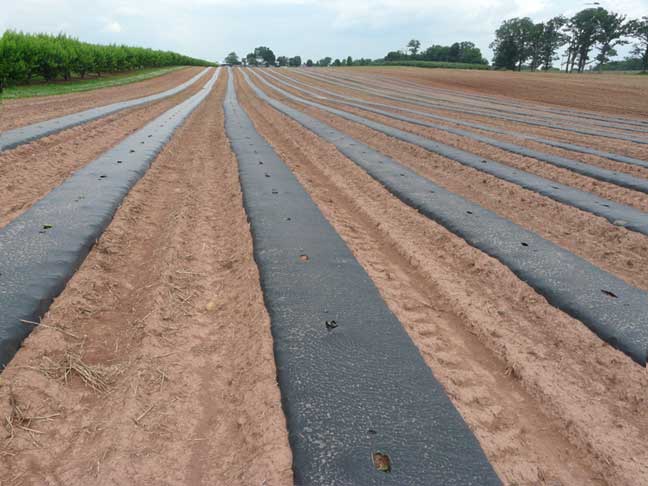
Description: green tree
xmin=628 ymin=16 xmax=648 ymax=72
xmin=246 ymin=52 xmax=258 ymax=66
xmin=254 ymin=46 xmax=276 ymax=66
xmin=333 ymin=58 xmax=341 ymax=66
xmin=277 ymin=55 xmax=288 ymax=66
xmin=225 ymin=51 xmax=240 ymax=65
xmin=491 ymin=17 xmax=535 ymax=70
xmin=596 ymin=11 xmax=629 ymax=70
xmin=317 ymin=56 xmax=332 ymax=67
xmin=407 ymin=39 xmax=421 ymax=56
xmin=539 ymin=16 xmax=568 ymax=70
xmin=565 ymin=8 xmax=607 ymax=72
xmin=346 ymin=56 xmax=353 ymax=66
xmin=288 ymin=56 xmax=302 ymax=67
xmin=306 ymin=59 xmax=313 ymax=67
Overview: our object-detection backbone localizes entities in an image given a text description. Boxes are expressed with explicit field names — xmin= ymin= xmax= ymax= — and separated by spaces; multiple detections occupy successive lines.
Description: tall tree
xmin=491 ymin=17 xmax=535 ymax=70
xmin=346 ymin=56 xmax=353 ymax=66
xmin=565 ymin=8 xmax=606 ymax=72
xmin=288 ymin=56 xmax=302 ymax=67
xmin=407 ymin=39 xmax=421 ymax=56
xmin=246 ymin=52 xmax=258 ymax=66
xmin=628 ymin=16 xmax=648 ymax=72
xmin=540 ymin=16 xmax=568 ymax=70
xmin=317 ymin=56 xmax=332 ymax=67
xmin=596 ymin=11 xmax=629 ymax=70
xmin=254 ymin=46 xmax=276 ymax=66
xmin=224 ymin=51 xmax=239 ymax=65
xmin=306 ymin=59 xmax=313 ymax=67
xmin=333 ymin=58 xmax=341 ymax=66
xmin=277 ymin=55 xmax=288 ymax=66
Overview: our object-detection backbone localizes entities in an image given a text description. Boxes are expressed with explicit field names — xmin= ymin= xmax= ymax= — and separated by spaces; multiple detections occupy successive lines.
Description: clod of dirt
xmin=373 ymin=452 xmax=391 ymax=473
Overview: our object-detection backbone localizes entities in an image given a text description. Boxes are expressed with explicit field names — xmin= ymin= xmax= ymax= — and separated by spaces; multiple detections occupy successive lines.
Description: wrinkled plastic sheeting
xmin=244 ymin=68 xmax=648 ymax=366
xmin=0 ymin=68 xmax=220 ymax=368
xmin=225 ymin=69 xmax=502 ymax=485
xmin=0 ymin=68 xmax=211 ymax=152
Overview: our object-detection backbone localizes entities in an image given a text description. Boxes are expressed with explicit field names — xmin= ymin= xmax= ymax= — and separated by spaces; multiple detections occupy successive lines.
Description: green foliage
xmin=317 ymin=56 xmax=332 ymax=67
xmin=346 ymin=56 xmax=353 ymax=66
xmin=407 ymin=39 xmax=421 ymax=56
xmin=306 ymin=59 xmax=314 ymax=67
xmin=224 ymin=51 xmax=240 ymax=65
xmin=385 ymin=41 xmax=487 ymax=65
xmin=2 ymin=67 xmax=182 ymax=99
xmin=277 ymin=56 xmax=288 ymax=67
xmin=0 ymin=30 xmax=215 ymax=93
xmin=628 ymin=16 xmax=648 ymax=72
xmin=254 ymin=46 xmax=276 ymax=66
xmin=288 ymin=56 xmax=302 ymax=67
xmin=333 ymin=58 xmax=342 ymax=66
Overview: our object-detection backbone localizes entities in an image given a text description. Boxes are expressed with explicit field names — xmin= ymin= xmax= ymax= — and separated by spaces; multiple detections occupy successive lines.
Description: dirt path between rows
xmin=0 ymin=69 xmax=293 ymax=485
xmin=284 ymin=70 xmax=648 ymax=162
xmin=251 ymin=72 xmax=648 ymax=293
xmin=344 ymin=67 xmax=648 ymax=118
xmin=0 ymin=70 xmax=211 ymax=230
xmin=236 ymin=69 xmax=648 ymax=486
xmin=0 ymin=67 xmax=204 ymax=131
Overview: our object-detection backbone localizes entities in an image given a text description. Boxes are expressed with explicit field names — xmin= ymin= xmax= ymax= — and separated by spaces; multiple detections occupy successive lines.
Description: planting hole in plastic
xmin=373 ymin=452 xmax=392 ymax=473
xmin=325 ymin=320 xmax=338 ymax=330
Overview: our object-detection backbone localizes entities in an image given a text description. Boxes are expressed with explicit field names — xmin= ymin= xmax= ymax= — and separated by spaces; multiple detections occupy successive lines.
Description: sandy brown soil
xmin=342 ymin=67 xmax=648 ymax=118
xmin=0 ymin=67 xmax=204 ymax=131
xmin=282 ymin=69 xmax=648 ymax=161
xmin=253 ymin=70 xmax=648 ymax=290
xmin=268 ymin=74 xmax=648 ymax=214
xmin=0 ymin=70 xmax=293 ymax=485
xmin=0 ymin=70 xmax=213 ymax=229
xmin=301 ymin=70 xmax=648 ymax=140
xmin=236 ymin=69 xmax=648 ymax=485
xmin=2 ymin=63 xmax=648 ymax=486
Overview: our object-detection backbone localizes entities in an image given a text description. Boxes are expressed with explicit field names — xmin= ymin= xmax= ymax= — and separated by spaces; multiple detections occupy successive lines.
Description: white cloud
xmin=103 ymin=20 xmax=122 ymax=33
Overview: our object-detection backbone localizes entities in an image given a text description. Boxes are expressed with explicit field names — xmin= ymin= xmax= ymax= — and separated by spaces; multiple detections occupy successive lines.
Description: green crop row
xmin=0 ymin=30 xmax=216 ymax=92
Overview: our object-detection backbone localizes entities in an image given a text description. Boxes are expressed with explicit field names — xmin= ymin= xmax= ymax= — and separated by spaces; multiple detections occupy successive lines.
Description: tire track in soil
xmin=0 ymin=72 xmax=210 ymax=230
xmin=0 ymin=67 xmax=204 ymax=131
xmin=234 ymin=69 xmax=648 ymax=486
xmin=250 ymin=71 xmax=648 ymax=293
xmin=0 ymin=69 xmax=293 ymax=486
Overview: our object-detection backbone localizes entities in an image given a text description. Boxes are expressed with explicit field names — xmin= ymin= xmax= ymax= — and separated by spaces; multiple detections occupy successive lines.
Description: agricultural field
xmin=0 ymin=65 xmax=647 ymax=486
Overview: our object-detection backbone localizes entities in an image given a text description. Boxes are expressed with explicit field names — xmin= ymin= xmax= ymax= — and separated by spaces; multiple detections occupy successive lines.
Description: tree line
xmin=385 ymin=40 xmax=488 ymax=65
xmin=0 ymin=30 xmax=215 ymax=92
xmin=491 ymin=10 xmax=648 ymax=72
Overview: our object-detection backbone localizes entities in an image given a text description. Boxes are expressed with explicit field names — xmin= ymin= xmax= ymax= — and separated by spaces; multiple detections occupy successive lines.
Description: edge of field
xmin=0 ymin=66 xmax=189 ymax=100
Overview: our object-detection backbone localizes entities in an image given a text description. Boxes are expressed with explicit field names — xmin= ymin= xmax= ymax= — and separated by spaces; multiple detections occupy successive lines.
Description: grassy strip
xmin=374 ymin=60 xmax=490 ymax=70
xmin=1 ymin=66 xmax=186 ymax=99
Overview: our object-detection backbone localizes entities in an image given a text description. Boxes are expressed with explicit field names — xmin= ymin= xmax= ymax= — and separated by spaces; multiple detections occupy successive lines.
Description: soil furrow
xmin=0 ymin=69 xmax=292 ymax=485
xmin=234 ymin=68 xmax=648 ymax=486
xmin=0 ymin=67 xmax=203 ymax=131
xmin=283 ymin=70 xmax=648 ymax=161
xmin=0 ymin=71 xmax=210 ymax=229
xmin=306 ymin=70 xmax=648 ymax=136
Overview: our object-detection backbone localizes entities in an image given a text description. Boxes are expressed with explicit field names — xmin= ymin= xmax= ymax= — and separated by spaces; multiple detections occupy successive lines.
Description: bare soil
xmin=343 ymin=67 xmax=648 ymax=118
xmin=0 ymin=70 xmax=293 ymax=486
xmin=0 ymin=69 xmax=211 ymax=229
xmin=0 ymin=67 xmax=205 ymax=131
xmin=236 ymin=69 xmax=648 ymax=485
xmin=1 ymin=65 xmax=648 ymax=486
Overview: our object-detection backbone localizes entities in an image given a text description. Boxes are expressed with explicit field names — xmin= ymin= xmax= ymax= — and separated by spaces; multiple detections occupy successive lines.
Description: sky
xmin=1 ymin=0 xmax=646 ymax=64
